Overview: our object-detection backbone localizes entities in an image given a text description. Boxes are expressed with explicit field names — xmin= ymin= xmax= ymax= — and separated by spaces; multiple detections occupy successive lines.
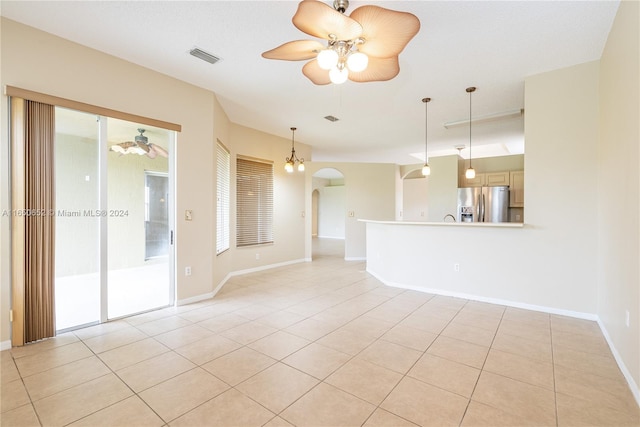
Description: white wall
xmin=597 ymin=0 xmax=639 ymax=394
xmin=317 ymin=185 xmax=346 ymax=239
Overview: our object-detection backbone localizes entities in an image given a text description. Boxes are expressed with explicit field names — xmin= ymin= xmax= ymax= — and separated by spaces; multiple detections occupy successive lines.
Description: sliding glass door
xmin=107 ymin=118 xmax=172 ymax=319
xmin=54 ymin=108 xmax=101 ymax=330
xmin=54 ymin=109 xmax=174 ymax=331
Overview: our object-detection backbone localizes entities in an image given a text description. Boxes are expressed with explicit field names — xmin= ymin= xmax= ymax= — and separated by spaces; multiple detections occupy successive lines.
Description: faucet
xmin=443 ymin=214 xmax=456 ymax=222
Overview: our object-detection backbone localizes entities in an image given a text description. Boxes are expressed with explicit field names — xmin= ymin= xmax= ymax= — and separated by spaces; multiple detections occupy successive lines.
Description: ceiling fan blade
xmin=349 ymin=56 xmax=400 ymax=83
xmin=262 ymin=40 xmax=325 ymax=61
xmin=150 ymin=144 xmax=169 ymax=158
xmin=136 ymin=141 xmax=150 ymax=153
xmin=293 ymin=0 xmax=363 ymax=40
xmin=349 ymin=5 xmax=420 ymax=58
xmin=302 ymin=60 xmax=331 ymax=85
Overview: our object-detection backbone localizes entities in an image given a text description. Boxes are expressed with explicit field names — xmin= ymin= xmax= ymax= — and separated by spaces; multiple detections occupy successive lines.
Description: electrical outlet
xmin=626 ymin=310 xmax=630 ymax=328
xmin=454 ymin=263 xmax=460 ymax=272
xmin=185 ymin=266 xmax=192 ymax=276
xmin=348 ymin=211 xmax=355 ymax=217
xmin=256 ymin=253 xmax=260 ymax=260
xmin=301 ymin=211 xmax=305 ymax=217
xmin=185 ymin=210 xmax=193 ymax=221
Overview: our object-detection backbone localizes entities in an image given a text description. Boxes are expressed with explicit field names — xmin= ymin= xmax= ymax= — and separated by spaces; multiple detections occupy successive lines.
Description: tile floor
xmin=2 ymin=239 xmax=639 ymax=426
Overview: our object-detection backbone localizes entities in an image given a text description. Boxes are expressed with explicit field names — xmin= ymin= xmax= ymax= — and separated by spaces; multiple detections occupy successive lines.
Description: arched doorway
xmin=311 ymin=168 xmax=345 ymax=259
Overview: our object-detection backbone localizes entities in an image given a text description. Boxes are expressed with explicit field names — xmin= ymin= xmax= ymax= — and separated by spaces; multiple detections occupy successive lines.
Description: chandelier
xmin=285 ymin=127 xmax=305 ymax=173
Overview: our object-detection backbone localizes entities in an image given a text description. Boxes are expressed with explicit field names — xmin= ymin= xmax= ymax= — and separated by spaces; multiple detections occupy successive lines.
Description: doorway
xmin=311 ymin=168 xmax=345 ymax=259
xmin=54 ymin=108 xmax=175 ymax=331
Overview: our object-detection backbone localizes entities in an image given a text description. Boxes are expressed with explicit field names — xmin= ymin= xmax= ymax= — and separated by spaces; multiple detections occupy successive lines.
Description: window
xmin=216 ymin=140 xmax=230 ymax=254
xmin=236 ymin=156 xmax=273 ymax=247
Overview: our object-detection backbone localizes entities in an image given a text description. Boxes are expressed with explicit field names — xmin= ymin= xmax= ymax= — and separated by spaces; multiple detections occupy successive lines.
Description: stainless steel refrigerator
xmin=457 ymin=186 xmax=509 ymax=223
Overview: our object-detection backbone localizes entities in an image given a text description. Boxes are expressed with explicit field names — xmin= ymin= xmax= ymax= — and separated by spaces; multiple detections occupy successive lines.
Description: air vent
xmin=324 ymin=115 xmax=340 ymax=122
xmin=189 ymin=47 xmax=221 ymax=65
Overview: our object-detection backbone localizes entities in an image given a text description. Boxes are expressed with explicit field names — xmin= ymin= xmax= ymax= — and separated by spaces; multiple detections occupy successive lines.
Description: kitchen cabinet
xmin=486 ymin=171 xmax=510 ymax=186
xmin=510 ymin=170 xmax=524 ymax=207
xmin=461 ymin=173 xmax=485 ymax=187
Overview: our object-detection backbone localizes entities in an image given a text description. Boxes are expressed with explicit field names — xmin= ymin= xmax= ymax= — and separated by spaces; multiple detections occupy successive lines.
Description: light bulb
xmin=422 ymin=164 xmax=431 ymax=176
xmin=285 ymin=162 xmax=294 ymax=173
xmin=317 ymin=49 xmax=339 ymax=70
xmin=465 ymin=167 xmax=476 ymax=179
xmin=298 ymin=162 xmax=305 ymax=172
xmin=347 ymin=52 xmax=368 ymax=72
xmin=329 ymin=67 xmax=349 ymax=84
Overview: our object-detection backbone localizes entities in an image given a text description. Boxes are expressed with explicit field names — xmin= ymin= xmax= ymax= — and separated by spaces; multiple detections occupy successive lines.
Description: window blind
xmin=236 ymin=157 xmax=273 ymax=247
xmin=216 ymin=141 xmax=230 ymax=254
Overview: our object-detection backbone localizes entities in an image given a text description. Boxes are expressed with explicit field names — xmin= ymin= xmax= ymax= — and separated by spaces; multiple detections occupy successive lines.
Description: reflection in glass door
xmin=107 ymin=119 xmax=172 ymax=319
xmin=54 ymin=108 xmax=101 ymax=330
xmin=54 ymin=109 xmax=174 ymax=331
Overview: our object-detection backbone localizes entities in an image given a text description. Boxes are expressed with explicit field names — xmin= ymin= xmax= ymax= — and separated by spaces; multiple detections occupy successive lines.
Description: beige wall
xmin=597 ymin=0 xmax=639 ymax=392
xmin=0 ymin=19 xmax=308 ymax=343
xmin=523 ymin=61 xmax=600 ymax=312
xmin=228 ymin=123 xmax=310 ymax=273
xmin=305 ymin=162 xmax=397 ymax=260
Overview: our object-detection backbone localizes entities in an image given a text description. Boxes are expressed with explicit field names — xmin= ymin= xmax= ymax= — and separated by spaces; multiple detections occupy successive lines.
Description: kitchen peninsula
xmin=358 ymin=219 xmax=587 ymax=317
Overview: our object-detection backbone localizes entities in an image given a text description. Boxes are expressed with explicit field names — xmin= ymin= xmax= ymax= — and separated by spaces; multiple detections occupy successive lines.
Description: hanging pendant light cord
xmin=422 ymin=97 xmax=430 ymax=162
xmin=466 ymin=87 xmax=476 ymax=169
xmin=468 ymin=90 xmax=472 ymax=169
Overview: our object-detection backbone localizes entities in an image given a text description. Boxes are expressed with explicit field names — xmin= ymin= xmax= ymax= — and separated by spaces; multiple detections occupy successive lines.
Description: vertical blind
xmin=236 ymin=157 xmax=273 ymax=247
xmin=23 ymin=100 xmax=57 ymax=343
xmin=216 ymin=141 xmax=230 ymax=254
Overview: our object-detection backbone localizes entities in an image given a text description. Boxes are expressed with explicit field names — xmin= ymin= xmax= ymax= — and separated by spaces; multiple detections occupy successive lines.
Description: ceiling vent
xmin=190 ymin=47 xmax=221 ymax=65
xmin=324 ymin=115 xmax=340 ymax=122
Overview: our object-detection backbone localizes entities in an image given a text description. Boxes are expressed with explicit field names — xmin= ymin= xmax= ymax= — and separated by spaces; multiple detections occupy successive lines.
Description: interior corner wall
xmin=597 ymin=0 xmax=640 ymax=392
xmin=521 ymin=61 xmax=600 ymax=314
xmin=305 ymin=162 xmax=397 ymax=260
xmin=0 ymin=18 xmax=309 ymax=343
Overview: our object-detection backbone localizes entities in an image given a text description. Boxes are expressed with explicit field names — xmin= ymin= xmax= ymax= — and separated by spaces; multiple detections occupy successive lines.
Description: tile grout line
xmin=457 ymin=302 xmax=507 ymax=426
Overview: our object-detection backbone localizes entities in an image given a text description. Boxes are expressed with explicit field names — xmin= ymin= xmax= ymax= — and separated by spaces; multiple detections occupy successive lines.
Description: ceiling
xmin=1 ymin=1 xmax=619 ymax=165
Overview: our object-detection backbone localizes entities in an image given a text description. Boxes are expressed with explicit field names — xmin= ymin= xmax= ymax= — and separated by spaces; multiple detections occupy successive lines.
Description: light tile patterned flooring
xmin=2 ymin=239 xmax=639 ymax=426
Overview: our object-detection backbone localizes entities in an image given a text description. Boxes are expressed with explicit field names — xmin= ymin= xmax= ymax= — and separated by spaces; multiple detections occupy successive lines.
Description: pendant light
xmin=285 ymin=127 xmax=304 ymax=173
xmin=465 ymin=87 xmax=477 ymax=179
xmin=421 ymin=97 xmax=431 ymax=176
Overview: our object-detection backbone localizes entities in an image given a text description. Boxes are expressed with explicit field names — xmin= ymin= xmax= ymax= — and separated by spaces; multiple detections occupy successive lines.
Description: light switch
xmin=185 ymin=210 xmax=193 ymax=221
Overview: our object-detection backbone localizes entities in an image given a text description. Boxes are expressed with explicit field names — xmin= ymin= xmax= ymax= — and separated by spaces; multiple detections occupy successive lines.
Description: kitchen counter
xmin=359 ymin=219 xmax=524 ymax=228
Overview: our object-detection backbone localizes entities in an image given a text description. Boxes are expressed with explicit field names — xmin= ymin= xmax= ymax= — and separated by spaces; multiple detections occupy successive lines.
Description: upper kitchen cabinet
xmin=461 ymin=173 xmax=485 ymax=187
xmin=485 ymin=171 xmax=510 ymax=186
xmin=509 ymin=170 xmax=524 ymax=207
xmin=460 ymin=171 xmax=509 ymax=187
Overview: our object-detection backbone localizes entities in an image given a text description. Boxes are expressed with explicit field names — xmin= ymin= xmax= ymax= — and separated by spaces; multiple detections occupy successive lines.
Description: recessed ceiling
xmin=1 ymin=1 xmax=620 ymax=164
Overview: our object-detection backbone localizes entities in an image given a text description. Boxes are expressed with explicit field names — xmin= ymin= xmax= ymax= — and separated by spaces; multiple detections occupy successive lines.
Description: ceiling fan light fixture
xmin=329 ymin=66 xmax=349 ymax=84
xmin=317 ymin=49 xmax=339 ymax=70
xmin=346 ymin=51 xmax=368 ymax=72
xmin=262 ymin=0 xmax=419 ymax=85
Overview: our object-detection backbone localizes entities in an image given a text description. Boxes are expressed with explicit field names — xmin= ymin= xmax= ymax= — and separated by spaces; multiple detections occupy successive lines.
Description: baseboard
xmin=366 ymin=268 xmax=598 ymax=320
xmin=177 ymin=259 xmax=306 ymax=306
xmin=597 ymin=318 xmax=640 ymax=407
xmin=0 ymin=340 xmax=11 ymax=351
xmin=345 ymin=256 xmax=366 ymax=261
xmin=316 ymin=236 xmax=345 ymax=240
xmin=228 ymin=258 xmax=306 ymax=277
xmin=367 ymin=268 xmax=640 ymax=408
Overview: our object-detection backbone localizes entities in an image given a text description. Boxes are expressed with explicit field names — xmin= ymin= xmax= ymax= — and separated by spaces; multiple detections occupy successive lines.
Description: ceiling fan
xmin=262 ymin=0 xmax=420 ymax=85
xmin=110 ymin=128 xmax=168 ymax=159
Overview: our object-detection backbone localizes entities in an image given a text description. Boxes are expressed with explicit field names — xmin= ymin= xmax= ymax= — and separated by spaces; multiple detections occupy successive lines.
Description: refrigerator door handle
xmin=480 ymin=193 xmax=485 ymax=222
